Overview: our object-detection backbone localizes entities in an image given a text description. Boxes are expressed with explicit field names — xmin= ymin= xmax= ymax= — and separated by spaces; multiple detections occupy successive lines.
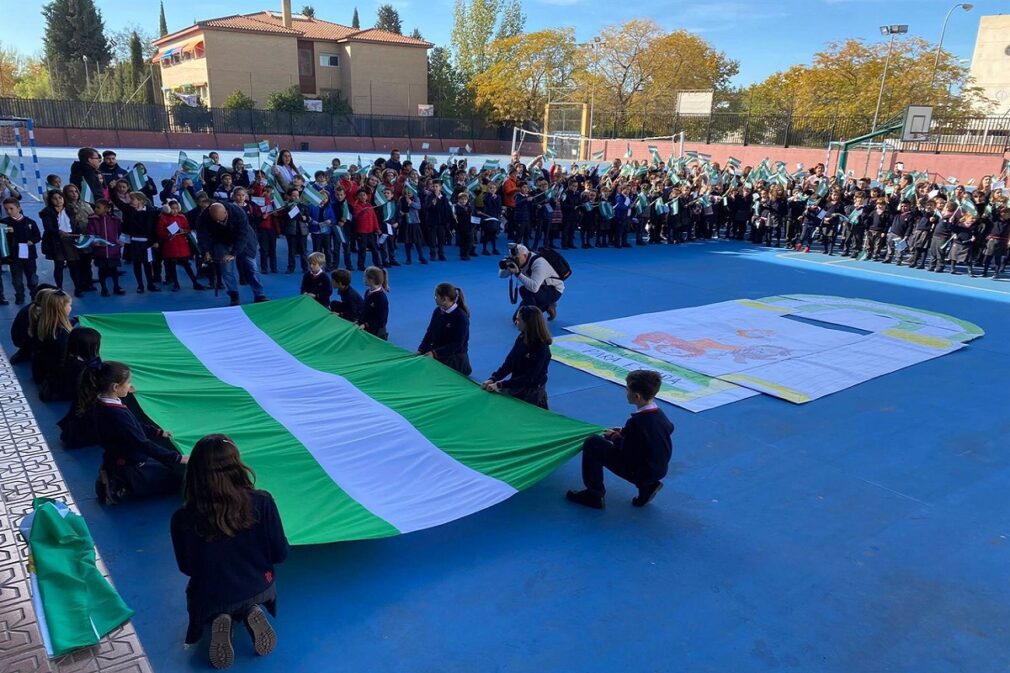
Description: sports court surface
xmin=1 ymin=149 xmax=1009 ymax=673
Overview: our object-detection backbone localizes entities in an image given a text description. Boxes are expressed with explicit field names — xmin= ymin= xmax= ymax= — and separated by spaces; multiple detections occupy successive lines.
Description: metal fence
xmin=3 ymin=97 xmax=1008 ymax=153
xmin=593 ymin=110 xmax=1010 ymax=154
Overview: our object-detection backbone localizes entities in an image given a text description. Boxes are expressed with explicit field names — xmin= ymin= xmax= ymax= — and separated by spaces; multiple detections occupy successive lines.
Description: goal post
xmin=0 ymin=117 xmax=44 ymax=201
xmin=510 ymin=127 xmax=589 ymax=163
xmin=543 ymin=101 xmax=589 ymax=161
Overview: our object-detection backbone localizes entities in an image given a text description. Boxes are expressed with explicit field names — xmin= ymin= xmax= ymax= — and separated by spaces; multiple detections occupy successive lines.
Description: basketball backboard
xmin=901 ymin=105 xmax=933 ymax=142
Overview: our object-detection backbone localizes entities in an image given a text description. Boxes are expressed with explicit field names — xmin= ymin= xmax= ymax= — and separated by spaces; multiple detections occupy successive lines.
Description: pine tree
xmin=410 ymin=28 xmax=423 ymax=40
xmin=159 ymin=0 xmax=168 ymax=36
xmin=128 ymin=31 xmax=151 ymax=103
xmin=301 ymin=5 xmax=315 ymax=18
xmin=351 ymin=7 xmax=360 ymax=29
xmin=42 ymin=0 xmax=113 ymax=99
xmin=375 ymin=4 xmax=402 ymax=34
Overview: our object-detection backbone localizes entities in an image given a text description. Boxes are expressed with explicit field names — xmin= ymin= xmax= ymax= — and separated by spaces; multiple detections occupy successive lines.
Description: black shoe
xmin=546 ymin=303 xmax=557 ymax=321
xmin=208 ymin=614 xmax=235 ymax=670
xmin=172 ymin=284 xmax=181 ymax=292
xmin=74 ymin=290 xmax=84 ymax=298
xmin=228 ymin=292 xmax=240 ymax=307
xmin=632 ymin=482 xmax=664 ymax=507
xmin=420 ymin=258 xmax=428 ymax=265
xmin=286 ymin=269 xmax=295 ymax=274
xmin=14 ymin=295 xmax=24 ymax=305
xmin=244 ymin=605 xmax=277 ymax=657
xmin=0 ymin=297 xmax=7 ymax=306
xmin=193 ymin=282 xmax=207 ymax=291
xmin=388 ymin=260 xmax=401 ymax=267
xmin=95 ymin=468 xmax=122 ymax=505
xmin=254 ymin=295 xmax=269 ymax=303
xmin=482 ymin=250 xmax=491 ymax=256
xmin=357 ymin=265 xmax=365 ymax=271
xmin=148 ymin=284 xmax=161 ymax=292
xmin=566 ymin=489 xmax=605 ymax=510
xmin=101 ymin=288 xmax=110 ymax=297
xmin=136 ymin=287 xmax=145 ymax=294
xmin=492 ymin=249 xmax=500 ymax=255
xmin=113 ymin=287 xmax=125 ymax=296
xmin=438 ymin=255 xmax=447 ymax=261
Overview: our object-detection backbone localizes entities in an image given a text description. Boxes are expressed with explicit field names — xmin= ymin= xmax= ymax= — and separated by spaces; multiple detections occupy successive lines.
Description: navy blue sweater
xmin=358 ymin=288 xmax=388 ymax=336
xmin=331 ymin=285 xmax=363 ymax=322
xmin=615 ymin=406 xmax=675 ymax=484
xmin=300 ymin=270 xmax=332 ymax=307
xmin=418 ymin=306 xmax=469 ymax=359
xmin=92 ymin=400 xmax=181 ymax=469
xmin=490 ymin=336 xmax=551 ymax=392
xmin=171 ymin=490 xmax=289 ymax=643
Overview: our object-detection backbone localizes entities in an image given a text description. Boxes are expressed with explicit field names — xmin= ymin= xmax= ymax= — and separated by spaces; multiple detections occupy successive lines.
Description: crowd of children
xmin=3 ymin=147 xmax=1008 ymax=307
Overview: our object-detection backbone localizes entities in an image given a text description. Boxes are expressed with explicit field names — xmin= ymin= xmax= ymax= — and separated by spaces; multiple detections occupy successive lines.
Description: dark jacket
xmin=1 ymin=214 xmax=42 ymax=261
xmin=171 ymin=490 xmax=288 ymax=644
xmin=418 ymin=306 xmax=470 ymax=360
xmin=300 ymin=270 xmax=332 ymax=306
xmin=330 ymin=285 xmax=363 ymax=322
xmin=69 ymin=160 xmax=103 ymax=202
xmin=490 ymin=335 xmax=551 ymax=392
xmin=197 ymin=202 xmax=258 ymax=258
xmin=616 ymin=406 xmax=675 ymax=485
xmin=92 ymin=399 xmax=181 ymax=470
xmin=357 ymin=287 xmax=388 ymax=337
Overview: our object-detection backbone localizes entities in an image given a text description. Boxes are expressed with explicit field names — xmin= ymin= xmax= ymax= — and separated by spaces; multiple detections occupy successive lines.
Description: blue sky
xmin=6 ymin=0 xmax=1005 ymax=85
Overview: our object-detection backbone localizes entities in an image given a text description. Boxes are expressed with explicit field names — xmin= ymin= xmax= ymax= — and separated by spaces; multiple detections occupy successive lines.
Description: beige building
xmin=152 ymin=2 xmax=431 ymax=115
xmin=968 ymin=15 xmax=1010 ymax=115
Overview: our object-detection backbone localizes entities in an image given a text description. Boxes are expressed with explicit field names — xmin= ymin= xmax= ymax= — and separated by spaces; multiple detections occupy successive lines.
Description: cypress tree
xmin=159 ymin=1 xmax=168 ymax=37
xmin=351 ymin=7 xmax=360 ymax=29
xmin=42 ymin=0 xmax=113 ymax=99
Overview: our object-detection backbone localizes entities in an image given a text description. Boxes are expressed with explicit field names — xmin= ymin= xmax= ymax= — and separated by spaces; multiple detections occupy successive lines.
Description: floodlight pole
xmin=930 ymin=4 xmax=973 ymax=90
xmin=586 ymin=38 xmax=605 ymax=161
xmin=871 ymin=31 xmax=898 ymax=132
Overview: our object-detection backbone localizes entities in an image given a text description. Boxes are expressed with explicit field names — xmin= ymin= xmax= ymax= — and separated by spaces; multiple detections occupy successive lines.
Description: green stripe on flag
xmin=0 ymin=154 xmax=21 ymax=182
xmin=127 ymin=166 xmax=146 ymax=191
xmin=179 ymin=190 xmax=197 ymax=212
xmin=81 ymin=181 xmax=95 ymax=205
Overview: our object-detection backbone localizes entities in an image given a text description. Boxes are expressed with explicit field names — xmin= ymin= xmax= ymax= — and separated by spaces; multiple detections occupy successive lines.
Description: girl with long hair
xmin=417 ymin=282 xmax=471 ymax=375
xmin=81 ymin=361 xmax=184 ymax=504
xmin=481 ymin=304 xmax=553 ymax=409
xmin=31 ymin=289 xmax=73 ymax=385
xmin=39 ymin=189 xmax=85 ymax=296
xmin=41 ymin=326 xmax=101 ymax=403
xmin=171 ymin=434 xmax=288 ymax=669
xmin=357 ymin=266 xmax=389 ymax=339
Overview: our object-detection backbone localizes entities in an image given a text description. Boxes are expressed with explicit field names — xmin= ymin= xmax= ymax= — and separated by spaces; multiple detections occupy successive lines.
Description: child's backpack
xmin=535 ymin=247 xmax=572 ymax=281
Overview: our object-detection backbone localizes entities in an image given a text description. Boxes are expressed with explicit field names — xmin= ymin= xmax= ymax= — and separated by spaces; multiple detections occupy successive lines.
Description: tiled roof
xmin=156 ymin=11 xmax=431 ymax=47
xmin=348 ymin=28 xmax=431 ymax=46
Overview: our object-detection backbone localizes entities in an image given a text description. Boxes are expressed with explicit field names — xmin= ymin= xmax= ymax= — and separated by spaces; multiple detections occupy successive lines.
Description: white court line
xmin=775 ymin=252 xmax=1010 ymax=298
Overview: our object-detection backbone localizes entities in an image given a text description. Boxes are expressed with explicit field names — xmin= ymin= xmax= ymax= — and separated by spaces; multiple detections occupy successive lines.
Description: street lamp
xmin=584 ymin=37 xmax=605 ymax=159
xmin=871 ymin=24 xmax=908 ymax=131
xmin=929 ymin=3 xmax=973 ymax=89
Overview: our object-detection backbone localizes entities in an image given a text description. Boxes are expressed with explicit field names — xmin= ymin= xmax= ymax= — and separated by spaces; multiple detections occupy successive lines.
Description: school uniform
xmin=157 ymin=213 xmax=202 ymax=290
xmin=0 ymin=214 xmax=41 ymax=303
xmin=40 ymin=352 xmax=90 ymax=403
xmin=580 ymin=403 xmax=675 ymax=497
xmin=423 ymin=191 xmax=452 ymax=261
xmin=864 ymin=210 xmax=891 ymax=259
xmin=357 ymin=287 xmax=389 ymax=339
xmin=948 ymin=218 xmax=977 ymax=273
xmin=171 ymin=490 xmax=289 ymax=645
xmin=511 ymin=192 xmax=533 ymax=247
xmin=379 ymin=201 xmax=399 ymax=266
xmin=40 ymin=206 xmax=85 ymax=293
xmin=488 ymin=336 xmax=551 ymax=409
xmin=281 ymin=203 xmax=310 ymax=274
xmin=982 ymin=216 xmax=1009 ymax=277
xmin=478 ymin=192 xmax=502 ymax=254
xmin=883 ymin=211 xmax=915 ymax=264
xmin=613 ymin=194 xmax=632 ymax=248
xmin=453 ymin=202 xmax=474 ymax=260
xmin=92 ymin=396 xmax=182 ymax=502
xmin=331 ymin=196 xmax=355 ymax=270
xmin=351 ymin=200 xmax=383 ymax=270
xmin=330 ymin=284 xmax=363 ymax=321
xmin=87 ymin=213 xmax=124 ymax=293
xmin=579 ymin=197 xmax=598 ymax=249
xmin=31 ymin=326 xmax=70 ymax=387
xmin=300 ymin=269 xmax=332 ymax=306
xmin=121 ymin=203 xmax=161 ymax=291
xmin=928 ymin=216 xmax=955 ymax=272
xmin=307 ymin=203 xmax=334 ymax=269
xmin=560 ymin=188 xmax=580 ymax=249
xmin=418 ymin=304 xmax=471 ymax=375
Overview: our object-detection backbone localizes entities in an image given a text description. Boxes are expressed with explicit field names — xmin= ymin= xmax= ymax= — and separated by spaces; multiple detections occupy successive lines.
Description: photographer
xmin=498 ymin=243 xmax=564 ymax=321
xmin=197 ymin=202 xmax=268 ymax=306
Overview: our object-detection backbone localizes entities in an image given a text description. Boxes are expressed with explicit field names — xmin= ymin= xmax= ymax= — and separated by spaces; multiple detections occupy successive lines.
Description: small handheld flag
xmin=127 ymin=166 xmax=147 ymax=191
xmin=179 ymin=190 xmax=197 ymax=212
xmin=80 ymin=181 xmax=95 ymax=205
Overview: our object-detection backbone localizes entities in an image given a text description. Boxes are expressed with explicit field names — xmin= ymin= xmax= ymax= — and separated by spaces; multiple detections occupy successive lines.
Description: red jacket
xmin=351 ymin=199 xmax=380 ymax=235
xmin=156 ymin=213 xmax=193 ymax=259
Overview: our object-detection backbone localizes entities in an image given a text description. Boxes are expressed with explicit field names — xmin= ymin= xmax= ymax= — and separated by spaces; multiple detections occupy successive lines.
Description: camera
xmin=497 ymin=242 xmax=520 ymax=271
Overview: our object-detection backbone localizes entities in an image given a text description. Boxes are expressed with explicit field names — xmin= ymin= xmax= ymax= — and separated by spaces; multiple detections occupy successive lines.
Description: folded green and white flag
xmin=592 ymin=150 xmax=605 ymax=160
xmin=179 ymin=190 xmax=197 ymax=212
xmin=80 ymin=181 xmax=95 ymax=205
xmin=27 ymin=498 xmax=134 ymax=657
xmin=178 ymin=151 xmax=199 ymax=173
xmin=301 ymin=184 xmax=325 ymax=207
xmin=81 ymin=298 xmax=597 ymax=544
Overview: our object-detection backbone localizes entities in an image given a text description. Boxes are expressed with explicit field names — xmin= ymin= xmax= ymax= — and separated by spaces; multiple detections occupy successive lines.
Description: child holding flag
xmin=1 ymin=197 xmax=42 ymax=305
xmin=86 ymin=199 xmax=125 ymax=296
xmin=157 ymin=199 xmax=207 ymax=292
xmin=398 ymin=183 xmax=426 ymax=265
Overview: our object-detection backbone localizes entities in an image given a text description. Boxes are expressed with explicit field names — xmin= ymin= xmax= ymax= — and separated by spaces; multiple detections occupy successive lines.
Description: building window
xmin=319 ymin=53 xmax=339 ymax=68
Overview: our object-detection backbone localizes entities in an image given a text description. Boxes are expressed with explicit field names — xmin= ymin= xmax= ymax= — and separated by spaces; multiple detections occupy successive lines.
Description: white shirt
xmin=97 ymin=396 xmax=124 ymax=407
xmin=57 ymin=209 xmax=72 ymax=233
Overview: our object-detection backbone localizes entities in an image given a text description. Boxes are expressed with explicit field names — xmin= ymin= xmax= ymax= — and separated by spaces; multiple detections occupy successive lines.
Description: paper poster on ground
xmin=552 ymin=335 xmax=759 ymax=412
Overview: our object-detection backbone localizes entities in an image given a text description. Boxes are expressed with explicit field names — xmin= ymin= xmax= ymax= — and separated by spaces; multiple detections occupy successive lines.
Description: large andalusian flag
xmin=81 ymin=297 xmax=597 ymax=545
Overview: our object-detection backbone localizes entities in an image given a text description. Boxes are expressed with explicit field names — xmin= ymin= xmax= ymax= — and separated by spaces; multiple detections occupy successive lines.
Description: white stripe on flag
xmin=163 ymin=307 xmax=517 ymax=533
